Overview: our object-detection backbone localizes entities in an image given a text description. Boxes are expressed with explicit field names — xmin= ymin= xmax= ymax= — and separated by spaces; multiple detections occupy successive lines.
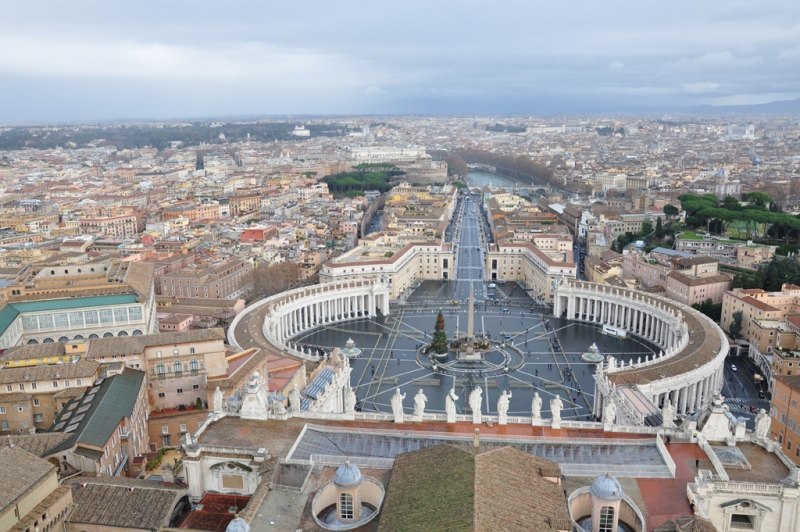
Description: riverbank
xmin=464 ymin=170 xmax=518 ymax=187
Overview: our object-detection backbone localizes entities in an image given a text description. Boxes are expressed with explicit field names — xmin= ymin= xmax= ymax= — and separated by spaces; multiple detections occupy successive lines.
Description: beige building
xmin=0 ymin=350 xmax=101 ymax=435
xmin=720 ymin=285 xmax=800 ymax=339
xmin=161 ymin=257 xmax=253 ymax=300
xmin=0 ymin=446 xmax=73 ymax=532
xmin=320 ymin=234 xmax=455 ymax=297
xmin=485 ymin=242 xmax=577 ymax=301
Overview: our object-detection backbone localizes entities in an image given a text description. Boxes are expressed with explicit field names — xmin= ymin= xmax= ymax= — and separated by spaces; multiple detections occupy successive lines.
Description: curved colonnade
xmin=554 ymin=281 xmax=728 ymax=423
xmin=228 ymin=280 xmax=391 ymax=362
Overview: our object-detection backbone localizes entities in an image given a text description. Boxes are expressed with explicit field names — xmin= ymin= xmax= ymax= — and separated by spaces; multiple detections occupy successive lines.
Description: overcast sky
xmin=1 ymin=0 xmax=799 ymax=122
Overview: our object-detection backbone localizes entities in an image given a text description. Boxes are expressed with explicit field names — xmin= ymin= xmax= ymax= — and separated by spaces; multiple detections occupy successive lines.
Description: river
xmin=464 ymin=170 xmax=517 ymax=187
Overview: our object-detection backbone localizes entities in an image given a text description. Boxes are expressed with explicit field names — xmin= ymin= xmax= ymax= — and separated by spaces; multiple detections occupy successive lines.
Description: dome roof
xmin=226 ymin=516 xmax=250 ymax=532
xmin=590 ymin=473 xmax=623 ymax=502
xmin=334 ymin=460 xmax=363 ymax=487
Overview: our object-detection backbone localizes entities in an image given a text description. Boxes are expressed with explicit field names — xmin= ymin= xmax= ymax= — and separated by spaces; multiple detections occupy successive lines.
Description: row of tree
xmin=454 ymin=149 xmax=559 ymax=191
xmin=322 ymin=167 xmax=405 ymax=194
xmin=678 ymin=192 xmax=800 ymax=242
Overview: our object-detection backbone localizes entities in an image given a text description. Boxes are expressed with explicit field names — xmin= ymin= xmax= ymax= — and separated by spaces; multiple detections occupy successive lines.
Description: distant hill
xmin=682 ymin=98 xmax=800 ymax=116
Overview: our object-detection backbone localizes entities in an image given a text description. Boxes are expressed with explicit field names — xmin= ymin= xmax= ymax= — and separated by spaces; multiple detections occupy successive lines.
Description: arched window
xmin=88 ymin=334 xmax=99 ymax=339
xmin=156 ymin=363 xmax=165 ymax=375
xmin=339 ymin=493 xmax=354 ymax=520
xmin=174 ymin=361 xmax=182 ymax=373
xmin=190 ymin=359 xmax=198 ymax=372
xmin=118 ymin=331 xmax=128 ymax=336
xmin=132 ymin=329 xmax=143 ymax=336
xmin=103 ymin=332 xmax=114 ymax=338
xmin=43 ymin=338 xmax=54 ymax=343
xmin=27 ymin=339 xmax=39 ymax=344
xmin=58 ymin=336 xmax=68 ymax=342
xmin=73 ymin=335 xmax=84 ymax=340
xmin=598 ymin=506 xmax=615 ymax=532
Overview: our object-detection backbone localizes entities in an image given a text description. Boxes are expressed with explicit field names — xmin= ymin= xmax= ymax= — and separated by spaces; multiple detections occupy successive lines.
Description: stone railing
xmin=699 ymin=439 xmax=730 ymax=482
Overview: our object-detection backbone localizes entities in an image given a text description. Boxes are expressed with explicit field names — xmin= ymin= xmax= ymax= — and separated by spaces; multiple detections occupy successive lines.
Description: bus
xmin=602 ymin=325 xmax=627 ymax=339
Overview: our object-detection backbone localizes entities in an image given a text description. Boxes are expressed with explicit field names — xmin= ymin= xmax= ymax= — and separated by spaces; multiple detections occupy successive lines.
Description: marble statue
xmin=213 ymin=386 xmax=224 ymax=414
xmin=661 ymin=399 xmax=676 ymax=428
xmin=550 ymin=395 xmax=564 ymax=423
xmin=497 ymin=390 xmax=512 ymax=416
xmin=344 ymin=386 xmax=357 ymax=413
xmin=445 ymin=388 xmax=459 ymax=423
xmin=497 ymin=390 xmax=512 ymax=425
xmin=469 ymin=386 xmax=483 ymax=424
xmin=413 ymin=389 xmax=428 ymax=417
xmin=391 ymin=388 xmax=406 ymax=423
xmin=755 ymin=409 xmax=771 ymax=440
xmin=603 ymin=400 xmax=617 ymax=425
xmin=289 ymin=383 xmax=302 ymax=412
xmin=531 ymin=392 xmax=542 ymax=420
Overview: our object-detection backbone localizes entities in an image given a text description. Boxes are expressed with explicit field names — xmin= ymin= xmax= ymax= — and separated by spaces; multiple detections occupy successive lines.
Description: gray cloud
xmin=1 ymin=0 xmax=799 ymax=121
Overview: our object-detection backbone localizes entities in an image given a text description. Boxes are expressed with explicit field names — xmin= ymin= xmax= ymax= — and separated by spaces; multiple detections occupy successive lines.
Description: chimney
xmin=473 ymin=428 xmax=480 ymax=448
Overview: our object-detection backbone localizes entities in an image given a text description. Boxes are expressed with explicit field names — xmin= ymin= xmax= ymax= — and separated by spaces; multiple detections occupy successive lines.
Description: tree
xmin=444 ymin=155 xmax=468 ymax=177
xmin=692 ymin=298 xmax=722 ymax=322
xmin=640 ymin=220 xmax=654 ymax=237
xmin=655 ymin=217 xmax=664 ymax=238
xmin=430 ymin=312 xmax=449 ymax=354
xmin=196 ymin=397 xmax=204 ymax=410
xmin=663 ymin=204 xmax=679 ymax=219
xmin=729 ymin=310 xmax=744 ymax=339
xmin=253 ymin=262 xmax=302 ymax=298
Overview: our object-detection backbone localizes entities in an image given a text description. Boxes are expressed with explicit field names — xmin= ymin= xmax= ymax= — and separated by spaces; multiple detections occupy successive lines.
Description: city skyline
xmin=1 ymin=0 xmax=799 ymax=122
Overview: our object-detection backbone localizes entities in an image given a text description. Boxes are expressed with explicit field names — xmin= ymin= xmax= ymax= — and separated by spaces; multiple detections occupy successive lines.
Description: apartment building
xmin=0 ymin=446 xmax=73 ymax=532
xmin=0 ymin=342 xmax=100 ymax=435
xmin=78 ymin=212 xmax=142 ymax=238
xmin=676 ymin=233 xmax=776 ymax=269
xmin=228 ymin=193 xmax=261 ymax=217
xmin=769 ymin=374 xmax=800 ymax=465
xmin=46 ymin=369 xmax=149 ymax=478
xmin=720 ymin=284 xmax=800 ymax=340
xmin=161 ymin=258 xmax=254 ymax=300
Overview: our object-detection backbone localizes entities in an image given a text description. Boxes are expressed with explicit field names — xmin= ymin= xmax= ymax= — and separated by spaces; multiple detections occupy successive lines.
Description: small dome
xmin=333 ymin=460 xmax=363 ymax=487
xmin=226 ymin=516 xmax=250 ymax=532
xmin=590 ymin=473 xmax=623 ymax=502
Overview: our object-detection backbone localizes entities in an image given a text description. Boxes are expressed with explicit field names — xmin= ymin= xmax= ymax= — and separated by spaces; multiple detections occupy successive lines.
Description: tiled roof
xmin=65 ymin=477 xmax=186 ymax=529
xmin=85 ymin=328 xmax=225 ymax=358
xmin=0 ymin=359 xmax=100 ymax=385
xmin=124 ymin=261 xmax=155 ymax=299
xmin=379 ymin=444 xmax=569 ymax=532
xmin=740 ymin=296 xmax=779 ymax=312
xmin=0 ymin=433 xmax=72 ymax=457
xmin=0 ymin=446 xmax=55 ymax=513
xmin=667 ymin=271 xmax=733 ymax=287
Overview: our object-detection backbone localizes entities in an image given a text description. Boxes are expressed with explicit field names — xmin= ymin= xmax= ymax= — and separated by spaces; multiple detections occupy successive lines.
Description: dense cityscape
xmin=0 ymin=114 xmax=799 ymax=531
xmin=3 ymin=0 xmax=800 ymax=529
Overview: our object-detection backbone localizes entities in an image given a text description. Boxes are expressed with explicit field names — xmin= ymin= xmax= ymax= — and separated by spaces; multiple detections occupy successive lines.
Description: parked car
xmin=731 ymin=364 xmax=738 ymax=372
xmin=758 ymin=390 xmax=766 ymax=399
xmin=487 ymin=283 xmax=497 ymax=288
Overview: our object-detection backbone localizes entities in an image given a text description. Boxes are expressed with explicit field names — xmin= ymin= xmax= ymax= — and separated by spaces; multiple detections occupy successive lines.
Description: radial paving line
xmin=363 ymin=309 xmax=405 ymax=411
xmin=354 ymin=332 xmax=385 ymax=392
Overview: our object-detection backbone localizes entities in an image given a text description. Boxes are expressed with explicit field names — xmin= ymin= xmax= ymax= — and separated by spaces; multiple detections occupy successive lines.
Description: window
xmin=791 ymin=419 xmax=796 ymax=431
xmin=177 ymin=389 xmax=183 ymax=394
xmin=65 ymin=380 xmax=70 ymax=387
xmin=156 ymin=351 xmax=162 ymax=358
xmin=174 ymin=361 xmax=182 ymax=373
xmin=5 ymin=385 xmax=10 ymax=392
xmin=158 ymin=392 xmax=165 ymax=398
xmin=180 ymin=424 xmax=187 ymax=431
xmin=34 ymin=414 xmax=43 ymax=423
xmin=793 ymin=400 xmax=798 ymax=408
xmin=77 ymin=379 xmax=81 ymax=386
xmin=339 ymin=493 xmax=354 ymax=520
xmin=0 ymin=406 xmax=5 ymax=414
xmin=1 ymin=420 xmax=7 ymax=430
xmin=193 ymin=384 xmax=200 ymax=390
xmin=173 ymin=349 xmax=179 ymax=356
xmin=190 ymin=347 xmax=195 ymax=354
xmin=162 ymin=426 xmax=169 ymax=434
xmin=190 ymin=359 xmax=198 ymax=372
xmin=52 ymin=381 xmax=59 ymax=388
xmin=31 ymin=383 xmax=37 ymax=390
xmin=598 ymin=506 xmax=615 ymax=532
xmin=18 ymin=384 xmax=24 ymax=391
xmin=33 ymin=398 xmax=40 ymax=407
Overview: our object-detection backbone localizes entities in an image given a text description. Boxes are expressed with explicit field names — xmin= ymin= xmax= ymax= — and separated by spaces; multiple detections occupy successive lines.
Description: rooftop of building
xmin=0 ymin=445 xmax=56 ymax=514
xmin=48 ymin=369 xmax=145 ymax=453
